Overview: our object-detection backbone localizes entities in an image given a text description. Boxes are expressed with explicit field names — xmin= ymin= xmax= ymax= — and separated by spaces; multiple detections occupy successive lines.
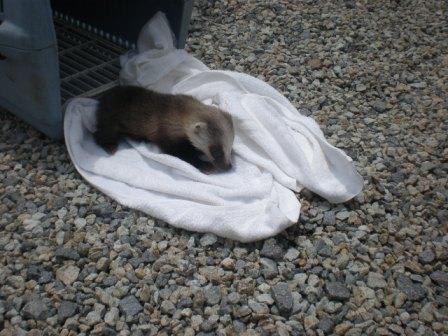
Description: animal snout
xmin=214 ymin=158 xmax=233 ymax=171
xmin=221 ymin=161 xmax=233 ymax=171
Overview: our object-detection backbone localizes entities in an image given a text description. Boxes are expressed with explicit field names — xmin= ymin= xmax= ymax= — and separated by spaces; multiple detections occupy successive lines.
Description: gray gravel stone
xmin=85 ymin=310 xmax=102 ymax=325
xmin=315 ymin=239 xmax=332 ymax=257
xmin=260 ymin=257 xmax=278 ymax=279
xmin=22 ymin=299 xmax=48 ymax=320
xmin=355 ymin=84 xmax=367 ymax=92
xmin=92 ymin=204 xmax=114 ymax=216
xmin=284 ymin=248 xmax=300 ymax=261
xmin=256 ymin=293 xmax=274 ymax=305
xmin=103 ymin=275 xmax=118 ymax=287
xmin=322 ymin=211 xmax=336 ymax=226
xmin=372 ymin=100 xmax=387 ymax=113
xmin=102 ymin=327 xmax=117 ymax=336
xmin=418 ymin=249 xmax=435 ymax=263
xmin=325 ymin=282 xmax=351 ymax=301
xmin=160 ymin=300 xmax=176 ymax=315
xmin=57 ymin=301 xmax=77 ymax=321
xmin=419 ymin=302 xmax=435 ymax=323
xmin=271 ymin=282 xmax=293 ymax=317
xmin=56 ymin=265 xmax=80 ymax=286
xmin=74 ymin=218 xmax=87 ymax=230
xmin=200 ymin=233 xmax=218 ymax=246
xmin=177 ymin=297 xmax=193 ymax=309
xmin=54 ymin=247 xmax=80 ymax=261
xmin=396 ymin=274 xmax=426 ymax=301
xmin=260 ymin=238 xmax=284 ymax=260
xmin=38 ymin=271 xmax=53 ymax=284
xmin=317 ymin=317 xmax=335 ymax=333
xmin=204 ymin=286 xmax=221 ymax=306
xmin=430 ymin=271 xmax=448 ymax=288
xmin=104 ymin=307 xmax=119 ymax=326
xmin=336 ymin=210 xmax=350 ymax=220
xmin=119 ymin=295 xmax=143 ymax=316
xmin=367 ymin=272 xmax=387 ymax=289
xmin=248 ymin=299 xmax=269 ymax=314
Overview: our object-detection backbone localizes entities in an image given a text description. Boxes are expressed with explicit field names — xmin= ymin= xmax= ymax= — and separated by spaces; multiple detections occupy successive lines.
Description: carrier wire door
xmin=54 ymin=16 xmax=126 ymax=104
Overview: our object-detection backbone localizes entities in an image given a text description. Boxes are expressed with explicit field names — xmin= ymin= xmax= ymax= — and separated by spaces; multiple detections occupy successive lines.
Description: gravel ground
xmin=1 ymin=0 xmax=447 ymax=335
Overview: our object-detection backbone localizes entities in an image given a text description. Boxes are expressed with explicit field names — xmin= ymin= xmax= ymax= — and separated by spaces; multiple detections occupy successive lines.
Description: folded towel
xmin=64 ymin=12 xmax=363 ymax=242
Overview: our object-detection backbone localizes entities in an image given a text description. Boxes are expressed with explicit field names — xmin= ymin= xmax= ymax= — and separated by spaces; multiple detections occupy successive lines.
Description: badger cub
xmin=94 ymin=86 xmax=234 ymax=173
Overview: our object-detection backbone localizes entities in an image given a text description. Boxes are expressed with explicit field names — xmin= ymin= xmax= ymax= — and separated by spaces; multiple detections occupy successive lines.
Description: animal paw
xmin=104 ymin=144 xmax=118 ymax=155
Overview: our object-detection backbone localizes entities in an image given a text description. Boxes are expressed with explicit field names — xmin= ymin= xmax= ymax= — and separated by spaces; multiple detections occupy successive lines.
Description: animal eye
xmin=210 ymin=145 xmax=224 ymax=159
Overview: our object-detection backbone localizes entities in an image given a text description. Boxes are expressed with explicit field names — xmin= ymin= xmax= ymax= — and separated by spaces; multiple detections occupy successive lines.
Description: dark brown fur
xmin=94 ymin=85 xmax=234 ymax=173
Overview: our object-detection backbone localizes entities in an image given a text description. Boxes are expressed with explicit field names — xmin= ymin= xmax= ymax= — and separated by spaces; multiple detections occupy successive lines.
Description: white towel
xmin=64 ymin=12 xmax=363 ymax=242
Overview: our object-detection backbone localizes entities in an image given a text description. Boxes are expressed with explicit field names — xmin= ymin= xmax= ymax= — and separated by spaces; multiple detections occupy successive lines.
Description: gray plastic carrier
xmin=0 ymin=0 xmax=193 ymax=139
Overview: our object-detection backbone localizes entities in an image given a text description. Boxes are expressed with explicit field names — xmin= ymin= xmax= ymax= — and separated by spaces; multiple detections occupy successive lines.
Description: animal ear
xmin=193 ymin=122 xmax=208 ymax=135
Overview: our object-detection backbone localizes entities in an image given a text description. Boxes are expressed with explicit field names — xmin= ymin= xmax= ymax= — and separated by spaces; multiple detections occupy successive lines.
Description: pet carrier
xmin=0 ymin=0 xmax=193 ymax=139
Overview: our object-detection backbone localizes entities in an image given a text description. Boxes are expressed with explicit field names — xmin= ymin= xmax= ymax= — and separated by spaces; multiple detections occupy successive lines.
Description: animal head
xmin=187 ymin=108 xmax=234 ymax=171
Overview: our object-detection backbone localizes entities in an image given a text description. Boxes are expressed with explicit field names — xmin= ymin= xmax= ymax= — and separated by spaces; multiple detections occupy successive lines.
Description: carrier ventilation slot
xmin=54 ymin=15 xmax=133 ymax=103
xmin=53 ymin=11 xmax=135 ymax=49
